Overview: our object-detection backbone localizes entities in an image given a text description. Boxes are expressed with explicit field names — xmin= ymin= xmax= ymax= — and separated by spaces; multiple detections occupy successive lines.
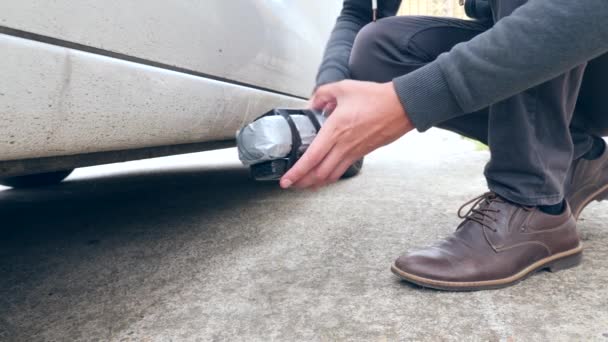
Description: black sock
xmin=539 ymin=200 xmax=566 ymax=215
xmin=583 ymin=136 xmax=606 ymax=160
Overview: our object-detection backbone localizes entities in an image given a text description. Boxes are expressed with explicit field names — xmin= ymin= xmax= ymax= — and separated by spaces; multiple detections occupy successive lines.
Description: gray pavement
xmin=0 ymin=130 xmax=607 ymax=341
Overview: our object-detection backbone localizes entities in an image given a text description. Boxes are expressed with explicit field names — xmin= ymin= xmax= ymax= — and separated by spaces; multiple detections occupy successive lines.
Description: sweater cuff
xmin=316 ymin=67 xmax=349 ymax=89
xmin=392 ymin=62 xmax=464 ymax=132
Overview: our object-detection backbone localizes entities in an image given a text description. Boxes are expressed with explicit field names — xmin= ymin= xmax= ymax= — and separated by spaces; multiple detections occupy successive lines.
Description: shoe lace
xmin=457 ymin=192 xmax=504 ymax=232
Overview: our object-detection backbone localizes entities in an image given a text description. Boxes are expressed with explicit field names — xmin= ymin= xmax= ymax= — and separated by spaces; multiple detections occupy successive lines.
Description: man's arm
xmin=394 ymin=0 xmax=608 ymax=132
xmin=281 ymin=0 xmax=608 ymax=189
xmin=316 ymin=0 xmax=402 ymax=88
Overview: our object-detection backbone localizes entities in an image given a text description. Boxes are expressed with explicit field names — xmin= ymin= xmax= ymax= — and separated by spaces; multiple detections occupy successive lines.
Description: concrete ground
xmin=0 ymin=130 xmax=606 ymax=341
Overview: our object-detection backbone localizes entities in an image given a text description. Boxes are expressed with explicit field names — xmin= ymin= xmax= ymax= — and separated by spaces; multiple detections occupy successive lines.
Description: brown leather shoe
xmin=567 ymin=146 xmax=608 ymax=220
xmin=391 ymin=192 xmax=582 ymax=291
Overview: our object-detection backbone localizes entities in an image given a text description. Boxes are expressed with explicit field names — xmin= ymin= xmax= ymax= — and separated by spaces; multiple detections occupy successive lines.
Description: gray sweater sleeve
xmin=394 ymin=0 xmax=608 ymax=132
xmin=316 ymin=0 xmax=402 ymax=88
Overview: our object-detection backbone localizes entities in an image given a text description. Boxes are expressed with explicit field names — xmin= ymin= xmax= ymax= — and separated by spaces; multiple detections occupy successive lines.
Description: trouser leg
xmin=573 ymin=52 xmax=608 ymax=143
xmin=570 ymin=52 xmax=608 ymax=160
xmin=483 ymin=0 xmax=588 ymax=205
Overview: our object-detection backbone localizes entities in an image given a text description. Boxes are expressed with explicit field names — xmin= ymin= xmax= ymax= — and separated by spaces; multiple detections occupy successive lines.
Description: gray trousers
xmin=348 ymin=0 xmax=608 ymax=206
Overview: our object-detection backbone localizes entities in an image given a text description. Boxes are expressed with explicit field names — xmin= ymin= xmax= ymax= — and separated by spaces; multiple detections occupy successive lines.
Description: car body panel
xmin=0 ymin=0 xmax=342 ymax=98
xmin=0 ymin=1 xmax=341 ymax=174
xmin=0 ymin=34 xmax=303 ymax=161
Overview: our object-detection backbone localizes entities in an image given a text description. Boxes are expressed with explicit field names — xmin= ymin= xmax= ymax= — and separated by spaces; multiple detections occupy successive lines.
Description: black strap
xmin=276 ymin=110 xmax=302 ymax=167
xmin=304 ymin=110 xmax=322 ymax=133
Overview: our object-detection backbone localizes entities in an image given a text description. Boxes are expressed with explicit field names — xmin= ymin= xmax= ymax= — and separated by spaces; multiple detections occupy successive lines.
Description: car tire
xmin=341 ymin=158 xmax=364 ymax=179
xmin=0 ymin=169 xmax=74 ymax=188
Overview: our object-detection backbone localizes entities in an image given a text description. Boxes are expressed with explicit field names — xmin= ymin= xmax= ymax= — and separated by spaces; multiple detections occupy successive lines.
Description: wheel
xmin=0 ymin=170 xmax=74 ymax=188
xmin=341 ymin=158 xmax=364 ymax=179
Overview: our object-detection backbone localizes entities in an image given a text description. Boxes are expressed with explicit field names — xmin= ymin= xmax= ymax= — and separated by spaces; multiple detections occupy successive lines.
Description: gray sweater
xmin=316 ymin=0 xmax=608 ymax=132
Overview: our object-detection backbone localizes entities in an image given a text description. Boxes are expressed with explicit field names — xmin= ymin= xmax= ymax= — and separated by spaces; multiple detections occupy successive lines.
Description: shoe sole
xmin=573 ymin=183 xmax=608 ymax=220
xmin=391 ymin=244 xmax=583 ymax=291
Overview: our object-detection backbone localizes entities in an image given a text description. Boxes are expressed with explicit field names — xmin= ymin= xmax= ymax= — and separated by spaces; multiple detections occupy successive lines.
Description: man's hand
xmin=280 ymin=80 xmax=414 ymax=189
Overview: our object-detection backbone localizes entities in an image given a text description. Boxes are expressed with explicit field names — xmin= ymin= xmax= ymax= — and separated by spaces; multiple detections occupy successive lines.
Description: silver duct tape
xmin=236 ymin=113 xmax=326 ymax=166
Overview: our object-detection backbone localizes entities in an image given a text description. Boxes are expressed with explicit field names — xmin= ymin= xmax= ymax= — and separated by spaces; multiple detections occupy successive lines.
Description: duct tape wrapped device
xmin=237 ymin=108 xmax=325 ymax=181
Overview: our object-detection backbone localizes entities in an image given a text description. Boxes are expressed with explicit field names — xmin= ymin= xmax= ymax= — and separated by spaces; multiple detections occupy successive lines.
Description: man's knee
xmin=349 ymin=21 xmax=392 ymax=82
xmin=349 ymin=19 xmax=414 ymax=82
xmin=348 ymin=17 xmax=436 ymax=83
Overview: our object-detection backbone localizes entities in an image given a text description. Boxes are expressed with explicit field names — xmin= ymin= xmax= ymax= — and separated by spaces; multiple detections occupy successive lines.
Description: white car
xmin=0 ymin=1 xmax=357 ymax=188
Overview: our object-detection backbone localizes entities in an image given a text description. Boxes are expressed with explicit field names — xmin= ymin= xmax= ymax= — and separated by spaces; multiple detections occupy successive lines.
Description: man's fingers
xmin=281 ymin=81 xmax=352 ymax=189
xmin=280 ymin=121 xmax=337 ymax=188
xmin=312 ymin=143 xmax=351 ymax=184
xmin=291 ymin=169 xmax=320 ymax=189
xmin=292 ymin=143 xmax=345 ymax=189
xmin=313 ymin=156 xmax=357 ymax=189
xmin=310 ymin=82 xmax=344 ymax=111
xmin=327 ymin=158 xmax=357 ymax=184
